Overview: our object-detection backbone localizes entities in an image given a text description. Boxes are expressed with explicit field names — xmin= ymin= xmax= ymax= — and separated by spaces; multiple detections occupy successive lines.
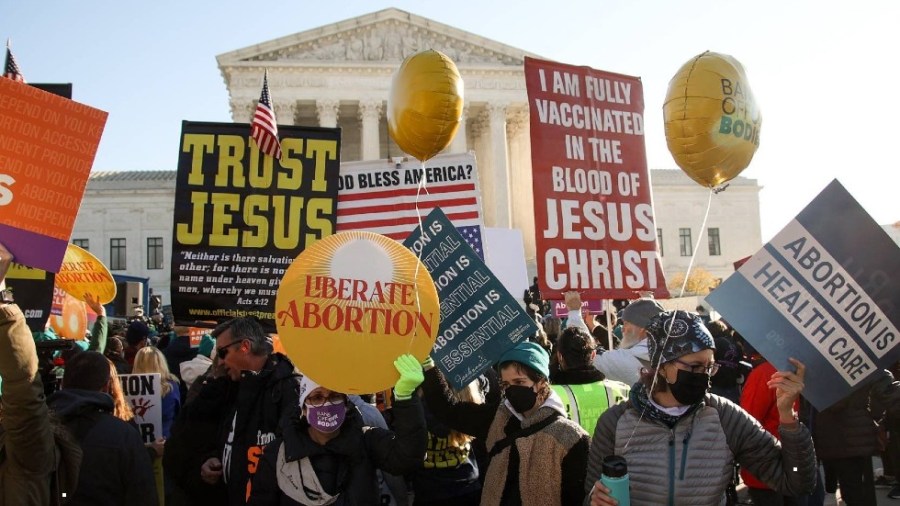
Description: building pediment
xmin=216 ymin=8 xmax=539 ymax=68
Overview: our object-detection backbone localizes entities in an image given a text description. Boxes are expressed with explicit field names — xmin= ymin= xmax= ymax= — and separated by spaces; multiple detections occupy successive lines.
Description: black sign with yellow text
xmin=171 ymin=121 xmax=341 ymax=331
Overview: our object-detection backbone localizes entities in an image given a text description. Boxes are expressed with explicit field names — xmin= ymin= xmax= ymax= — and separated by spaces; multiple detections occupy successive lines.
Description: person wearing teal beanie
xmin=420 ymin=340 xmax=591 ymax=504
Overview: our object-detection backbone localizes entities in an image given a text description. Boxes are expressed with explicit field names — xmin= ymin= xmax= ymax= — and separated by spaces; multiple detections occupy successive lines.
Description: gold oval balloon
xmin=663 ymin=51 xmax=762 ymax=188
xmin=57 ymin=243 xmax=117 ymax=304
xmin=387 ymin=49 xmax=464 ymax=162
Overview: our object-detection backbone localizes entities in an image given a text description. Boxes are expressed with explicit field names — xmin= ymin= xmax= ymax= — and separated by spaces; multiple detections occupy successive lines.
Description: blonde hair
xmin=107 ymin=360 xmax=134 ymax=421
xmin=132 ymin=346 xmax=179 ymax=397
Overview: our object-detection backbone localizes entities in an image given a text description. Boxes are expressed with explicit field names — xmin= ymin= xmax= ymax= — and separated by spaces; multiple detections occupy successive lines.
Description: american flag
xmin=337 ymin=154 xmax=485 ymax=259
xmin=458 ymin=225 xmax=484 ymax=258
xmin=250 ymin=70 xmax=281 ymax=160
xmin=4 ymin=45 xmax=25 ymax=83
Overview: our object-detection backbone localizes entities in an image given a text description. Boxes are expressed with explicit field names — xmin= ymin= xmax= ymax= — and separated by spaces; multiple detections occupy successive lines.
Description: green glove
xmin=393 ymin=354 xmax=424 ymax=400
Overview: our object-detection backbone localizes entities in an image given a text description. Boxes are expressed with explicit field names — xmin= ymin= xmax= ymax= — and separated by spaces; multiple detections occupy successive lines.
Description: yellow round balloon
xmin=56 ymin=243 xmax=117 ymax=304
xmin=388 ymin=49 xmax=464 ymax=162
xmin=275 ymin=231 xmax=439 ymax=394
xmin=663 ymin=51 xmax=762 ymax=188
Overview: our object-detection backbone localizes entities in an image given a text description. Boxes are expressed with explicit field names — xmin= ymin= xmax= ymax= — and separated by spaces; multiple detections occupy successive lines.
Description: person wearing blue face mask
xmin=248 ymin=355 xmax=427 ymax=506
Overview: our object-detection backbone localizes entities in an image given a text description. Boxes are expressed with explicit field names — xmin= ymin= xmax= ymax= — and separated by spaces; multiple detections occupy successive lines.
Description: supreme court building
xmin=72 ymin=8 xmax=763 ymax=306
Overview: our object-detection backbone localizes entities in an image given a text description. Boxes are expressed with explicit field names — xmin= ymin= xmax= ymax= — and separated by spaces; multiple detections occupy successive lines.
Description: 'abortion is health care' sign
xmin=708 ymin=180 xmax=899 ymax=411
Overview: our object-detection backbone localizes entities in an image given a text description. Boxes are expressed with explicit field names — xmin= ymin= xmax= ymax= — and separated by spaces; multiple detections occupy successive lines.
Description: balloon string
xmin=676 ymin=188 xmax=714 ymax=299
xmin=409 ymin=159 xmax=429 ymax=351
xmin=623 ymin=187 xmax=714 ymax=452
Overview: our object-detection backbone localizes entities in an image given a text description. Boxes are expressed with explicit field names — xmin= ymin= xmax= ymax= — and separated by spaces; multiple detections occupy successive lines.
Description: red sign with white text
xmin=525 ymin=57 xmax=668 ymax=300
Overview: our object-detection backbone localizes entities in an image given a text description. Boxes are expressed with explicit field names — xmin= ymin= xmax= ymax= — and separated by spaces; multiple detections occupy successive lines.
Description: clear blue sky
xmin=3 ymin=0 xmax=898 ymax=241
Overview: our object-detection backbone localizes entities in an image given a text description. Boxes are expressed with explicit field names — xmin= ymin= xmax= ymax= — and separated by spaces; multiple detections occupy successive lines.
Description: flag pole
xmin=606 ymin=299 xmax=614 ymax=350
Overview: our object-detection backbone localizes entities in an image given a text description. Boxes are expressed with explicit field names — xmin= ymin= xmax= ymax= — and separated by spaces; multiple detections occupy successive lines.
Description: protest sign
xmin=553 ymin=299 xmax=605 ymax=318
xmin=337 ymin=152 xmax=485 ymax=258
xmin=5 ymin=263 xmax=55 ymax=332
xmin=0 ymin=79 xmax=107 ymax=272
xmin=482 ymin=227 xmax=528 ymax=306
xmin=404 ymin=208 xmax=540 ymax=390
xmin=171 ymin=122 xmax=340 ymax=331
xmin=56 ymin=243 xmax=116 ymax=304
xmin=707 ymin=180 xmax=900 ymax=410
xmin=524 ymin=57 xmax=668 ymax=301
xmin=119 ymin=373 xmax=163 ymax=444
xmin=48 ymin=287 xmax=87 ymax=339
xmin=276 ymin=231 xmax=438 ymax=393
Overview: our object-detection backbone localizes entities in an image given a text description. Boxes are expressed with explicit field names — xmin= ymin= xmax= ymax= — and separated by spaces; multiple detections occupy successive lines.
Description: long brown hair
xmin=107 ymin=360 xmax=134 ymax=421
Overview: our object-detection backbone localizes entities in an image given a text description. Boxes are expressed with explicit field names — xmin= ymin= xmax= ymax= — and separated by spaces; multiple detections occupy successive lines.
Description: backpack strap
xmin=488 ymin=411 xmax=562 ymax=459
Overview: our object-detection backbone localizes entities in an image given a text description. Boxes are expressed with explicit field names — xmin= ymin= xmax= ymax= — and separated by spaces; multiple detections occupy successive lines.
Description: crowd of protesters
xmin=3 ymin=240 xmax=900 ymax=505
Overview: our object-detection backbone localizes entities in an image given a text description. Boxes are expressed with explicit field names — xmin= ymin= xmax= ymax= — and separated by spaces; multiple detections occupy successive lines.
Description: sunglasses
xmin=216 ymin=340 xmax=244 ymax=360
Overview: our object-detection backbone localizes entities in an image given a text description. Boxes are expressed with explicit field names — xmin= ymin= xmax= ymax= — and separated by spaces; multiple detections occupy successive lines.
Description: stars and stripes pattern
xmin=250 ymin=70 xmax=281 ymax=160
xmin=458 ymin=225 xmax=484 ymax=259
xmin=4 ymin=45 xmax=25 ymax=82
xmin=336 ymin=156 xmax=485 ymax=259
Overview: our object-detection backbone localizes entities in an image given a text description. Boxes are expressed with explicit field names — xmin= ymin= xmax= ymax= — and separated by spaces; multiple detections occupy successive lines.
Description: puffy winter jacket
xmin=48 ymin=388 xmax=157 ymax=506
xmin=591 ymin=340 xmax=648 ymax=386
xmin=813 ymin=369 xmax=900 ymax=460
xmin=0 ymin=303 xmax=81 ymax=506
xmin=247 ymin=395 xmax=427 ymax=505
xmin=584 ymin=394 xmax=816 ymax=505
xmin=220 ymin=353 xmax=301 ymax=505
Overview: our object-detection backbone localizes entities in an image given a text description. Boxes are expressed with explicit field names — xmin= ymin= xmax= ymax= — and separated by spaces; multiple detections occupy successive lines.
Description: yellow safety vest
xmin=551 ymin=380 xmax=630 ymax=436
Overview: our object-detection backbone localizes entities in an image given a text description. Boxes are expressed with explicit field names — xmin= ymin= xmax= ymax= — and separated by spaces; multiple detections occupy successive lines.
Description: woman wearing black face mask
xmin=585 ymin=310 xmax=817 ymax=506
xmin=420 ymin=341 xmax=590 ymax=505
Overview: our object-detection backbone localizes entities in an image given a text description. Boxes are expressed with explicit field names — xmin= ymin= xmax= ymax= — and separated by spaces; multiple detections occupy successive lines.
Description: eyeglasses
xmin=672 ymin=358 xmax=720 ymax=376
xmin=216 ymin=340 xmax=244 ymax=360
xmin=304 ymin=393 xmax=345 ymax=407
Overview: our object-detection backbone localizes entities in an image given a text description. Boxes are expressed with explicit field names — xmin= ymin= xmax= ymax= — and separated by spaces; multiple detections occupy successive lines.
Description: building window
xmin=110 ymin=238 xmax=126 ymax=271
xmin=708 ymin=228 xmax=721 ymax=256
xmin=679 ymin=228 xmax=692 ymax=256
xmin=72 ymin=238 xmax=89 ymax=250
xmin=656 ymin=228 xmax=664 ymax=256
xmin=147 ymin=237 xmax=163 ymax=269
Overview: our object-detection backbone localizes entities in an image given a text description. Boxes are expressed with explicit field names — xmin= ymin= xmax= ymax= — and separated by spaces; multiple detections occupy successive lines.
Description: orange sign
xmin=56 ymin=243 xmax=117 ymax=304
xmin=49 ymin=288 xmax=87 ymax=340
xmin=0 ymin=79 xmax=107 ymax=272
xmin=275 ymin=231 xmax=439 ymax=394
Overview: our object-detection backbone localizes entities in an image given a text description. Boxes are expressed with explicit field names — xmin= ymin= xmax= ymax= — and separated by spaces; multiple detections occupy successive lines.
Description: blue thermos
xmin=600 ymin=455 xmax=630 ymax=506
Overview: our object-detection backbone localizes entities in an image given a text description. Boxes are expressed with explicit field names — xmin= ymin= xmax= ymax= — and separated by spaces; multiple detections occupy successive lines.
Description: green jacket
xmin=0 ymin=304 xmax=81 ymax=505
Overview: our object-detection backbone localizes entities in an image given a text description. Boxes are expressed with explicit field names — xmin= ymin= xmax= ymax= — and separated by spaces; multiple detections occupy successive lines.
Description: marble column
xmin=316 ymin=99 xmax=340 ymax=128
xmin=358 ymin=99 xmax=383 ymax=161
xmin=449 ymin=103 xmax=469 ymax=154
xmin=506 ymin=107 xmax=537 ymax=270
xmin=471 ymin=110 xmax=493 ymax=225
xmin=232 ymin=101 xmax=257 ymax=123
xmin=487 ymin=102 xmax=511 ymax=228
xmin=274 ymin=101 xmax=297 ymax=125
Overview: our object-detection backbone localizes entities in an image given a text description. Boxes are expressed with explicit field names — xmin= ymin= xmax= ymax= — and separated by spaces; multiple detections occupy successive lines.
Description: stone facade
xmin=71 ymin=169 xmax=761 ymax=305
xmin=70 ymin=8 xmax=763 ymax=305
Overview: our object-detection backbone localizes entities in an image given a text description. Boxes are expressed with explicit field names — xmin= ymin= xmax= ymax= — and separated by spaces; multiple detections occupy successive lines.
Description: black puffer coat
xmin=812 ymin=369 xmax=900 ymax=460
xmin=247 ymin=396 xmax=427 ymax=506
xmin=221 ymin=354 xmax=301 ymax=505
xmin=48 ymin=389 xmax=157 ymax=506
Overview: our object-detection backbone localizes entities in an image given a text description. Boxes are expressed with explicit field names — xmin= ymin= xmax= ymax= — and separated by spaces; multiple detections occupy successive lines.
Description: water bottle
xmin=600 ymin=455 xmax=630 ymax=506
